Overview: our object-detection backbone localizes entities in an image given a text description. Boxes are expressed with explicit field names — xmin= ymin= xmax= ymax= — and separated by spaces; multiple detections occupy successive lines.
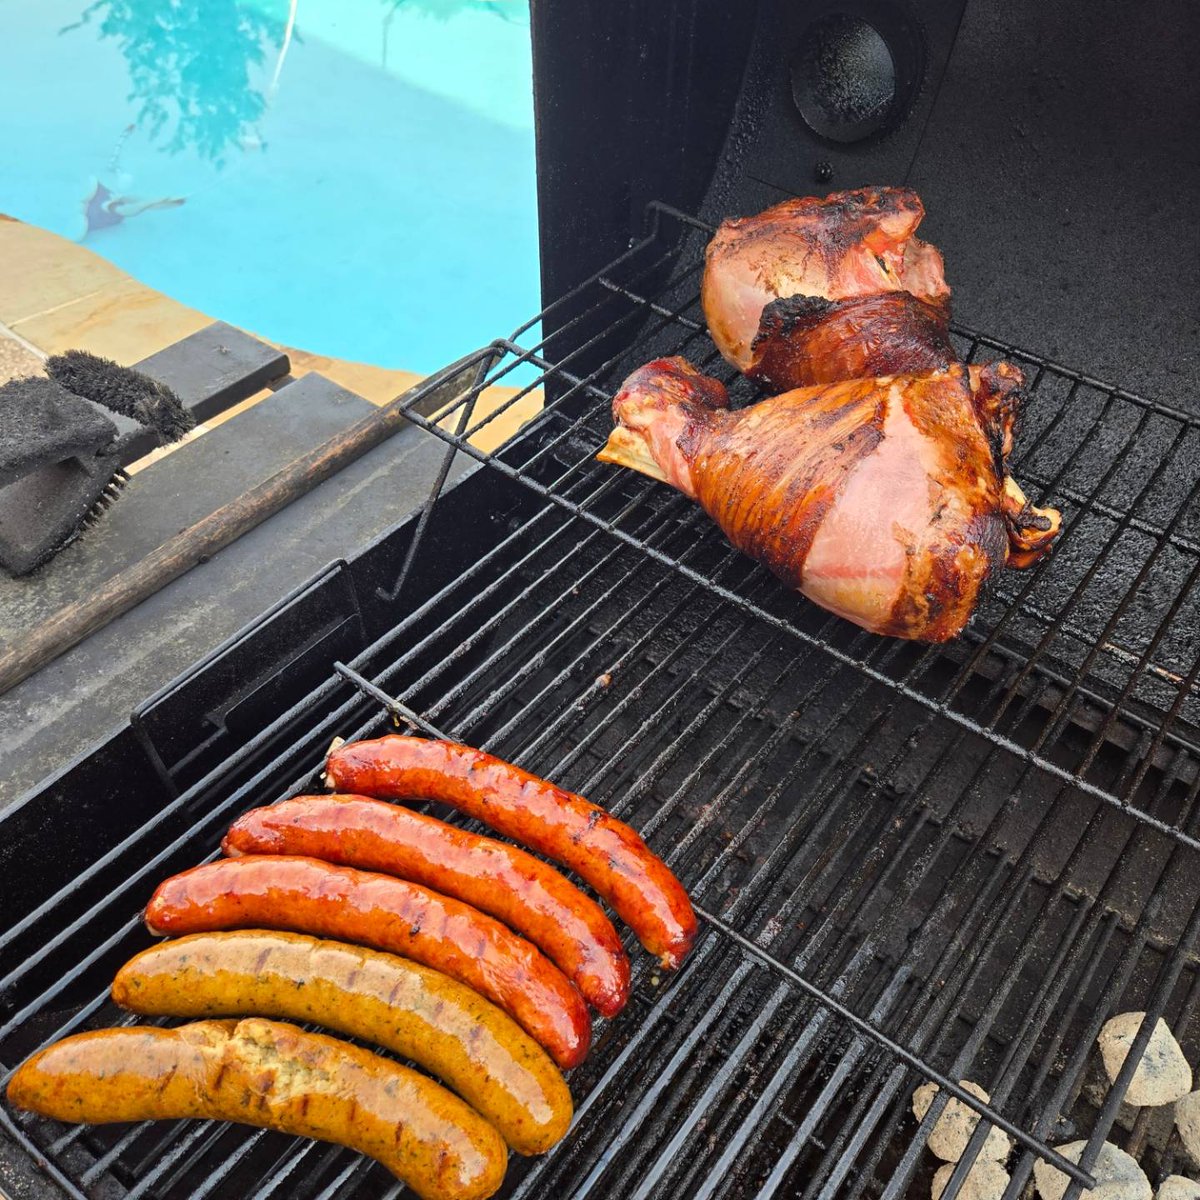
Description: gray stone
xmin=1082 ymin=1055 xmax=1142 ymax=1133
xmin=932 ymin=1159 xmax=1010 ymax=1200
xmin=912 ymin=1080 xmax=1012 ymax=1162
xmin=1032 ymin=1141 xmax=1151 ymax=1200
xmin=1176 ymin=1091 xmax=1200 ymax=1162
xmin=1081 ymin=1055 xmax=1180 ymax=1151
xmin=1157 ymin=1177 xmax=1200 ymax=1200
xmin=1097 ymin=1013 xmax=1192 ymax=1107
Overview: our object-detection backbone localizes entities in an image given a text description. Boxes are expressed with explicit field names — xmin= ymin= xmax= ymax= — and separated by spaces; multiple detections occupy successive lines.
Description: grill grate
xmin=3 ymin=203 xmax=1200 ymax=1200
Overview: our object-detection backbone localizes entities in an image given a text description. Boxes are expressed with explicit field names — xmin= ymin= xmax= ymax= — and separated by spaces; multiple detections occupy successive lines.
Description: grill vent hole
xmin=790 ymin=8 xmax=922 ymax=144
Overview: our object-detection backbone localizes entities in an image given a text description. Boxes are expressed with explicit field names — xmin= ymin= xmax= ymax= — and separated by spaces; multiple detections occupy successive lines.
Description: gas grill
xmin=3 ymin=0 xmax=1200 ymax=1197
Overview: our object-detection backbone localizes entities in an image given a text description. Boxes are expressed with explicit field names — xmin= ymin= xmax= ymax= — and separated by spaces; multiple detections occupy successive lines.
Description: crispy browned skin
xmin=6 ymin=1018 xmax=507 ymax=1200
xmin=112 ymin=931 xmax=572 ymax=1154
xmin=223 ymin=797 xmax=630 ymax=1018
xmin=325 ymin=737 xmax=697 ymax=970
xmin=599 ymin=358 xmax=1061 ymax=642
xmin=701 ymin=186 xmax=950 ymax=372
xmin=748 ymin=292 xmax=955 ymax=391
xmin=144 ymin=856 xmax=591 ymax=1069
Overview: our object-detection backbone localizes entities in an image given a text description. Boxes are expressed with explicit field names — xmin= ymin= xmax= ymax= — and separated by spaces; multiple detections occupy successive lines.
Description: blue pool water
xmin=0 ymin=0 xmax=539 ymax=375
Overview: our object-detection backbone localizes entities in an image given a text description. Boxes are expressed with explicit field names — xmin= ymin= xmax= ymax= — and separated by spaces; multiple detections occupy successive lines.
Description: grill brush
xmin=0 ymin=351 xmax=194 ymax=576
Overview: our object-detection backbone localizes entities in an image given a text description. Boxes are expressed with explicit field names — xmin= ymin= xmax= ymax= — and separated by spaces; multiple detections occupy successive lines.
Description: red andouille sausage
xmin=223 ymin=796 xmax=631 ymax=1018
xmin=144 ymin=855 xmax=590 ymax=1069
xmin=325 ymin=737 xmax=698 ymax=970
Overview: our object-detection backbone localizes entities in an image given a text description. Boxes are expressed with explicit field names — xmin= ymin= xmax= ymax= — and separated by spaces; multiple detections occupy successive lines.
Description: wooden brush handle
xmin=0 ymin=393 xmax=416 ymax=696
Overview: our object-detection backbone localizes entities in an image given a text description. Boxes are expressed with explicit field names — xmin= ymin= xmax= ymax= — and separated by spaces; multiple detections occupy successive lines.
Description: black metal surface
xmin=2 ymin=202 xmax=1199 ymax=1199
xmin=529 ymin=0 xmax=756 ymax=333
xmin=533 ymin=0 xmax=1200 ymax=413
xmin=788 ymin=13 xmax=903 ymax=144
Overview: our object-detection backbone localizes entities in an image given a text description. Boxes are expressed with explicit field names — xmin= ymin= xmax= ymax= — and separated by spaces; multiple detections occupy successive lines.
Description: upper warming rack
xmin=395 ymin=201 xmax=1200 ymax=855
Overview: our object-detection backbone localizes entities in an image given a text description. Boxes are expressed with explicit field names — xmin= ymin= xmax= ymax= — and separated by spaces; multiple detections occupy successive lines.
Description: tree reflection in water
xmin=379 ymin=0 xmax=523 ymax=70
xmin=62 ymin=0 xmax=285 ymax=167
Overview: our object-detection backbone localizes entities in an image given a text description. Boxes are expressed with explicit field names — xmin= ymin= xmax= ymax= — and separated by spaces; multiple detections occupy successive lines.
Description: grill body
xmin=531 ymin=0 xmax=1200 ymax=413
xmin=4 ymin=3 xmax=1200 ymax=1197
xmin=3 ymin=206 xmax=1200 ymax=1198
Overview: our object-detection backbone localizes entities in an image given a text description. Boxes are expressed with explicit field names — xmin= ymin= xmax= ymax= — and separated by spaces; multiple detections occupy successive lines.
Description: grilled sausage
xmin=223 ymin=796 xmax=631 ymax=1017
xmin=144 ymin=856 xmax=591 ymax=1069
xmin=6 ymin=1018 xmax=506 ymax=1200
xmin=111 ymin=930 xmax=572 ymax=1154
xmin=325 ymin=736 xmax=698 ymax=969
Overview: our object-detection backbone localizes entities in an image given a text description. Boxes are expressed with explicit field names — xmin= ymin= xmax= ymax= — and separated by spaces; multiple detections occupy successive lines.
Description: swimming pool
xmin=0 ymin=0 xmax=539 ymax=375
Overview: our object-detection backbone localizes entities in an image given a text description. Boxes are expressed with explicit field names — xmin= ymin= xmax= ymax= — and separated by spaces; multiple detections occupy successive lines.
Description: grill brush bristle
xmin=35 ymin=350 xmax=197 ymax=558
xmin=46 ymin=349 xmax=196 ymax=444
xmin=79 ymin=468 xmax=131 ymax=530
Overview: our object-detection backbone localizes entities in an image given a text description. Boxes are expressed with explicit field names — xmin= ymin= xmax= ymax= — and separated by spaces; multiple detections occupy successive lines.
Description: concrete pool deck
xmin=0 ymin=213 xmax=542 ymax=457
